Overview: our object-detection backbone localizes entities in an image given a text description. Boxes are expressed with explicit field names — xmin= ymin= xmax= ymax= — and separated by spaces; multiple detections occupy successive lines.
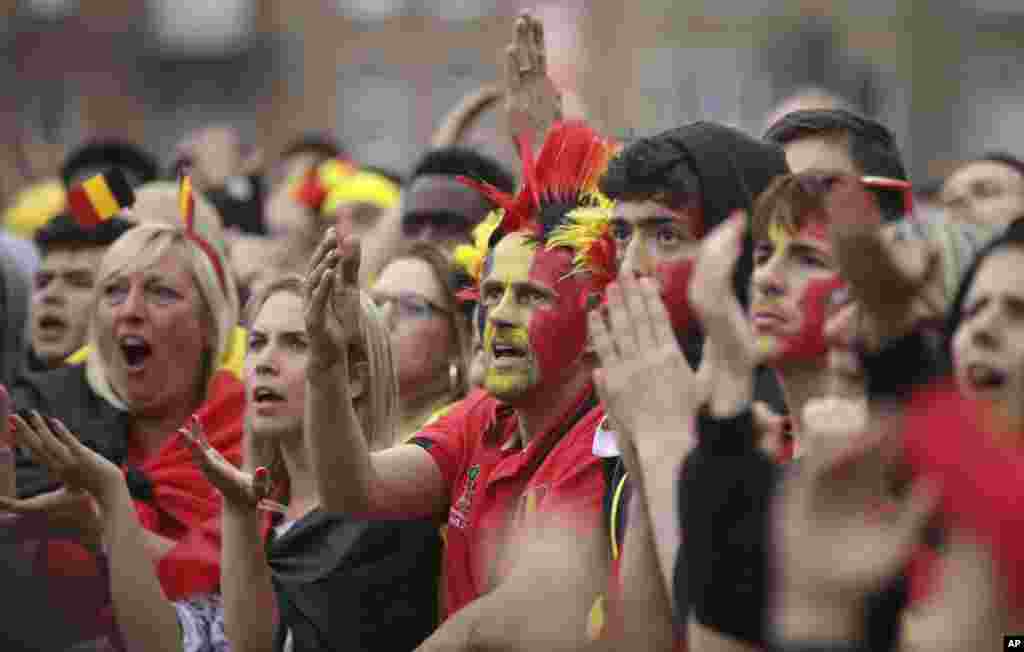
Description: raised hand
xmin=180 ymin=416 xmax=280 ymax=512
xmin=505 ymin=11 xmax=563 ymax=148
xmin=5 ymin=412 xmax=123 ymax=501
xmin=690 ymin=213 xmax=760 ymax=413
xmin=825 ymin=176 xmax=941 ymax=345
xmin=304 ymin=226 xmax=361 ymax=377
xmin=590 ymin=278 xmax=700 ymax=452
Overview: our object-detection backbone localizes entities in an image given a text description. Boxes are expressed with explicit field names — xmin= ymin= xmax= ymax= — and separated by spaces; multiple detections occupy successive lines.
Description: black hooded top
xmin=655 ymin=122 xmax=790 ymax=412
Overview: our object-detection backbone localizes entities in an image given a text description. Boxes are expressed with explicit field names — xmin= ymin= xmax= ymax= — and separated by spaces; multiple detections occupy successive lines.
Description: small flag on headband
xmin=179 ymin=174 xmax=196 ymax=230
xmin=177 ymin=172 xmax=228 ymax=297
xmin=66 ymin=169 xmax=135 ymax=228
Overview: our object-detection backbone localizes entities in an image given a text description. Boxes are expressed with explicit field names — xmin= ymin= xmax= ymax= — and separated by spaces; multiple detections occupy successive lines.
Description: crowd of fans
xmin=0 ymin=11 xmax=1021 ymax=652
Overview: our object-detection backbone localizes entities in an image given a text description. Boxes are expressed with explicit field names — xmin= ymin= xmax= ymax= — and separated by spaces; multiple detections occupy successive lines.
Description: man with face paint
xmin=583 ymin=123 xmax=789 ymax=648
xmin=304 ymin=120 xmax=618 ymax=652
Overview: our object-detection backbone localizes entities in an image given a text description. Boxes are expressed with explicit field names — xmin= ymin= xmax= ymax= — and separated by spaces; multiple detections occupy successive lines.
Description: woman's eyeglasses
xmin=372 ymin=292 xmax=452 ymax=321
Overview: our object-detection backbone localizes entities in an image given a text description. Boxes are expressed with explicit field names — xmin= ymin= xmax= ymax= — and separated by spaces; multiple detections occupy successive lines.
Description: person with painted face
xmin=592 ymin=170 xmax=930 ymax=652
xmin=580 ymin=123 xmax=788 ymax=648
xmin=304 ymin=120 xmax=616 ymax=651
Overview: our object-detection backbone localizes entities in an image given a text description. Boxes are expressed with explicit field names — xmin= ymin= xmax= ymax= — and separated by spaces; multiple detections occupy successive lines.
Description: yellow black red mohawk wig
xmin=454 ymin=120 xmax=618 ymax=298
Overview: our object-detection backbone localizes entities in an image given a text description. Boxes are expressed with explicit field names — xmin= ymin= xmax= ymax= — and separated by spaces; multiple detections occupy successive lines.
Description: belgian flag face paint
xmin=750 ymin=218 xmax=846 ymax=364
xmin=480 ymin=234 xmax=591 ymax=403
xmin=66 ymin=169 xmax=135 ymax=228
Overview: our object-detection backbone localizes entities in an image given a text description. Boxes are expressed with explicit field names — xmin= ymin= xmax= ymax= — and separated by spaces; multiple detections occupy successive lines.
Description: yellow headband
xmin=322 ymin=170 xmax=400 ymax=217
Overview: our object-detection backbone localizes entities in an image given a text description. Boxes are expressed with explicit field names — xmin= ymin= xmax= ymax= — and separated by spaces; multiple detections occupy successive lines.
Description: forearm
xmin=220 ymin=502 xmax=277 ymax=652
xmin=305 ymin=366 xmax=373 ymax=514
xmin=634 ymin=425 xmax=693 ymax=603
xmin=101 ymin=483 xmax=183 ymax=652
xmin=618 ymin=492 xmax=677 ymax=651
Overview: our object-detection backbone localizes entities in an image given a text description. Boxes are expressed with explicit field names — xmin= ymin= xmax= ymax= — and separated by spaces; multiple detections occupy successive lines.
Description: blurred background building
xmin=1 ymin=0 xmax=1023 ymax=200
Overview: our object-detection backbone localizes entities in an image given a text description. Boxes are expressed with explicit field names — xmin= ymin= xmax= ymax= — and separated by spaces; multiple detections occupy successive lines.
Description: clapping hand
xmin=590 ymin=278 xmax=700 ymax=462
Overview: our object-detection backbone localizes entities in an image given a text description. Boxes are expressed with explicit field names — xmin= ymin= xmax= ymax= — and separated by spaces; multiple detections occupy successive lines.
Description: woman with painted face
xmin=0 ymin=222 xmax=246 ymax=649
xmin=371 ymin=242 xmax=473 ymax=439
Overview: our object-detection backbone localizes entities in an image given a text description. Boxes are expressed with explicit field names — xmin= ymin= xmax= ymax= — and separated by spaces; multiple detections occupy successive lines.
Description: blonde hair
xmin=244 ymin=273 xmax=399 ymax=453
xmin=86 ymin=223 xmax=239 ymax=409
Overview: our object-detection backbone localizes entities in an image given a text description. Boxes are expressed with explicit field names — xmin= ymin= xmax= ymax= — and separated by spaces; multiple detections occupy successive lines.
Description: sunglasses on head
xmin=796 ymin=173 xmax=914 ymax=224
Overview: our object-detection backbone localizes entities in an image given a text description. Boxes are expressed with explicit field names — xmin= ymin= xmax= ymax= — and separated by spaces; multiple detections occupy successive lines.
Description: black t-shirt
xmin=266 ymin=508 xmax=441 ymax=652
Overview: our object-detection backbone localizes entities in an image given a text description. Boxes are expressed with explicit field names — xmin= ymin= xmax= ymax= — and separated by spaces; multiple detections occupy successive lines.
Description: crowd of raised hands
xmin=0 ymin=9 xmax=1021 ymax=652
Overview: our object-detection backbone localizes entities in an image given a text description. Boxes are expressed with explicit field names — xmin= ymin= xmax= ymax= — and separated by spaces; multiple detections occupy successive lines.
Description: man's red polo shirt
xmin=412 ymin=385 xmax=606 ymax=619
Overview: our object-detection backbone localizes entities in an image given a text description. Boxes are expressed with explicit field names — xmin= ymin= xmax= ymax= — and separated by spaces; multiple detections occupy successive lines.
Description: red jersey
xmin=414 ymin=385 xmax=606 ymax=619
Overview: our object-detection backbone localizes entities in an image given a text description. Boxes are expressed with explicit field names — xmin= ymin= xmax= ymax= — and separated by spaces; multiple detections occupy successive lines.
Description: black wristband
xmin=860 ymin=331 xmax=939 ymax=401
xmin=695 ymin=405 xmax=757 ymax=456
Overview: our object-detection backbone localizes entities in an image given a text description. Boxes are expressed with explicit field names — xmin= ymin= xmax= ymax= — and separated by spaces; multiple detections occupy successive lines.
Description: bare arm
xmin=304 ymin=230 xmax=447 ymax=518
xmin=220 ymin=502 xmax=277 ymax=652
xmin=305 ymin=365 xmax=447 ymax=518
xmin=101 ymin=482 xmax=183 ymax=652
xmin=618 ymin=490 xmax=676 ymax=652
xmin=417 ymin=527 xmax=608 ymax=652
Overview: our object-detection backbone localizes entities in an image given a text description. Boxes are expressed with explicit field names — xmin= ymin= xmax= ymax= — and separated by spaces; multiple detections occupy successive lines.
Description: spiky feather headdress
xmin=453 ymin=120 xmax=618 ymax=299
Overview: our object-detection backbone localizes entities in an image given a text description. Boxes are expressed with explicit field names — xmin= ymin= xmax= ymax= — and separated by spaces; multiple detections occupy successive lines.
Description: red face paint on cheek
xmin=655 ymin=258 xmax=696 ymax=334
xmin=527 ymin=248 xmax=590 ymax=381
xmin=777 ymin=275 xmax=846 ymax=361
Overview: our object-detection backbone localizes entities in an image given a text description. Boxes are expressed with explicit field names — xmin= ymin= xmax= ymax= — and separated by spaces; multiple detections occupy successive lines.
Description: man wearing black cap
xmin=402 ymin=146 xmax=516 ymax=253
xmin=60 ymin=140 xmax=160 ymax=190
xmin=27 ymin=214 xmax=134 ymax=371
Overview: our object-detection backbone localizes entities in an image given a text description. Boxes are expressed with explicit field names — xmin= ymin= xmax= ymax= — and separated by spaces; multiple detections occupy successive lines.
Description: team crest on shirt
xmin=449 ymin=464 xmax=481 ymax=529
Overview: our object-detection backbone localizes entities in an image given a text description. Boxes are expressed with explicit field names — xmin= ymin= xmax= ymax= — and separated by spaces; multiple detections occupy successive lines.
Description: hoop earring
xmin=449 ymin=362 xmax=461 ymax=396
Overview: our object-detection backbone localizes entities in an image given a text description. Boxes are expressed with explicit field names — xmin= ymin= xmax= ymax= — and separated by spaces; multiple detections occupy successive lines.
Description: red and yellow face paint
xmin=754 ymin=219 xmax=846 ymax=364
xmin=480 ymin=233 xmax=591 ymax=402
